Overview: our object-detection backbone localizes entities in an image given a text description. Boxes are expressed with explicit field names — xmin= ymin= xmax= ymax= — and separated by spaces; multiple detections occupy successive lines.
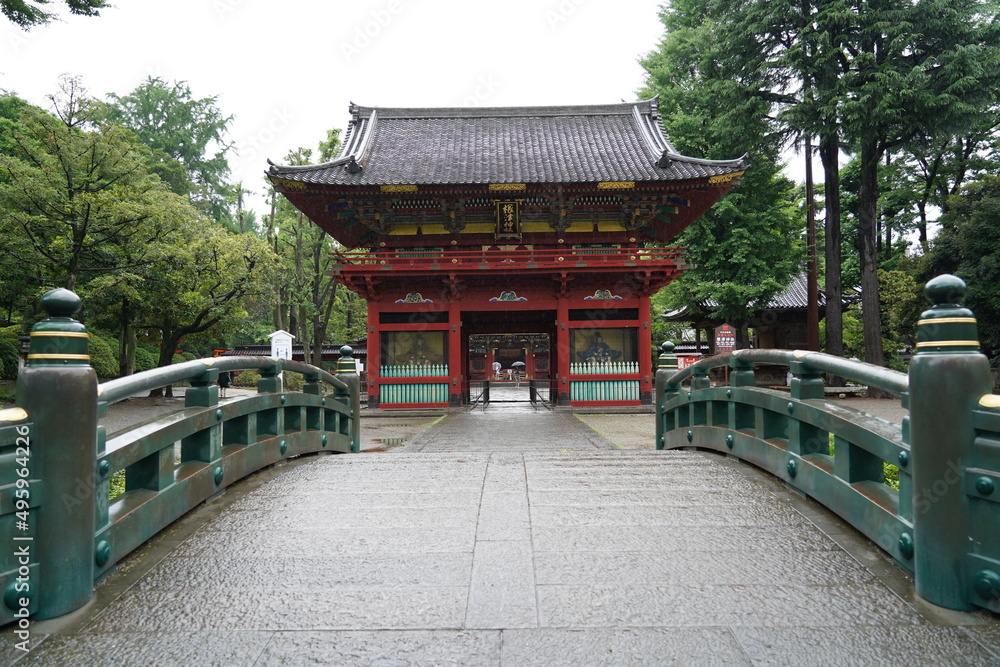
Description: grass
xmin=109 ymin=470 xmax=125 ymax=500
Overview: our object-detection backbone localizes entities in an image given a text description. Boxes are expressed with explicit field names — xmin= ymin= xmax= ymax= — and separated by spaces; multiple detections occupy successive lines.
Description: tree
xmin=652 ymin=0 xmax=1000 ymax=376
xmin=888 ymin=113 xmax=1000 ymax=253
xmin=701 ymin=0 xmax=851 ymax=360
xmin=2 ymin=0 xmax=104 ymax=28
xmin=640 ymin=0 xmax=805 ymax=348
xmin=927 ymin=175 xmax=1000 ymax=365
xmin=266 ymin=133 xmax=354 ymax=365
xmin=139 ymin=223 xmax=276 ymax=386
xmin=99 ymin=77 xmax=235 ymax=224
xmin=0 ymin=78 xmax=196 ymax=291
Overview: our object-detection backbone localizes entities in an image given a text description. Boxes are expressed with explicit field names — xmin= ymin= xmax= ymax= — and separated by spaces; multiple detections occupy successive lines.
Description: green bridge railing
xmin=0 ymin=289 xmax=361 ymax=626
xmin=655 ymin=274 xmax=1000 ymax=613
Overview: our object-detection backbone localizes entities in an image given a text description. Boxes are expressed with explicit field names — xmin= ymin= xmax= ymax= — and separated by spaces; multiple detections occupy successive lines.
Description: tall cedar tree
xmin=928 ymin=175 xmax=1000 ymax=365
xmin=640 ymin=0 xmax=804 ymax=349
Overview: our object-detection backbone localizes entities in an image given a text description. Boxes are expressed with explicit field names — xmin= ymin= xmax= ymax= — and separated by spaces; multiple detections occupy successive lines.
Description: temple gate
xmin=268 ymin=99 xmax=746 ymax=408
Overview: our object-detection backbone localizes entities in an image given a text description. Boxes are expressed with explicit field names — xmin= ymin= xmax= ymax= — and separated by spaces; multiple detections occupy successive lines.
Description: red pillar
xmin=639 ymin=293 xmax=653 ymax=404
xmin=448 ymin=300 xmax=462 ymax=406
xmin=367 ymin=300 xmax=380 ymax=406
xmin=556 ymin=296 xmax=570 ymax=405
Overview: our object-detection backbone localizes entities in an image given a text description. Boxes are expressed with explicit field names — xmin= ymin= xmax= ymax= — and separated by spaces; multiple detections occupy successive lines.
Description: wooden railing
xmin=333 ymin=247 xmax=683 ymax=273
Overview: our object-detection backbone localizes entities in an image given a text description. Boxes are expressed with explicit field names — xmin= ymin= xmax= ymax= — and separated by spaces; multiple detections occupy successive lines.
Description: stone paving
xmin=5 ymin=403 xmax=1000 ymax=665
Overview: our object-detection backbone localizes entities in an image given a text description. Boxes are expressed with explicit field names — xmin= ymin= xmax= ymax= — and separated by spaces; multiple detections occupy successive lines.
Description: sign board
xmin=494 ymin=200 xmax=522 ymax=241
xmin=677 ymin=355 xmax=700 ymax=370
xmin=268 ymin=330 xmax=295 ymax=360
xmin=715 ymin=324 xmax=736 ymax=353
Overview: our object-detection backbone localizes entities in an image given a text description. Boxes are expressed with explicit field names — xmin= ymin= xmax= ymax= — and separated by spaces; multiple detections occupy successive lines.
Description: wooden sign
xmin=494 ymin=200 xmax=521 ymax=241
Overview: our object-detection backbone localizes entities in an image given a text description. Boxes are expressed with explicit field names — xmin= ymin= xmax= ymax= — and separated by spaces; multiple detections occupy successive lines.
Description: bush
xmin=134 ymin=347 xmax=158 ymax=372
xmin=88 ymin=335 xmax=119 ymax=378
xmin=0 ymin=338 xmax=20 ymax=381
xmin=171 ymin=354 xmax=187 ymax=365
xmin=232 ymin=370 xmax=260 ymax=387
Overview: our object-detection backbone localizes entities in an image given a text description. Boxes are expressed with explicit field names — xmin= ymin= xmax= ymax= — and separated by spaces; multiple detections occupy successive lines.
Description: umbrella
xmin=511 ymin=361 xmax=526 ymax=367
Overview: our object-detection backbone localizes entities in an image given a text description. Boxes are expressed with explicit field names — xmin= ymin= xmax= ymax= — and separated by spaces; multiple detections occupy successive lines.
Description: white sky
xmin=0 ymin=0 xmax=691 ymax=217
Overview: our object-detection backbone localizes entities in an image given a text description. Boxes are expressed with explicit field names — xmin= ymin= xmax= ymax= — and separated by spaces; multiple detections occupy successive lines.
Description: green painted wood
xmin=96 ymin=428 xmax=348 ymax=579
xmin=0 ymin=416 xmax=40 ymax=627
xmin=0 ymin=289 xmax=362 ymax=622
xmin=654 ymin=274 xmax=1000 ymax=613
xmin=15 ymin=289 xmax=97 ymax=620
xmin=909 ymin=275 xmax=993 ymax=611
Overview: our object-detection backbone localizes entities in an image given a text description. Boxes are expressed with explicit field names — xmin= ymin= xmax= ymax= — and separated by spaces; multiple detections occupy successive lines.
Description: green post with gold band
xmin=909 ymin=274 xmax=992 ymax=610
xmin=336 ymin=346 xmax=362 ymax=453
xmin=15 ymin=289 xmax=97 ymax=619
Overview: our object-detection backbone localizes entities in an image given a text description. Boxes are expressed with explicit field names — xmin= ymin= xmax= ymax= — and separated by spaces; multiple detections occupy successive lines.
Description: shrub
xmin=232 ymin=370 xmax=260 ymax=387
xmin=88 ymin=335 xmax=119 ymax=379
xmin=0 ymin=338 xmax=20 ymax=381
xmin=134 ymin=347 xmax=158 ymax=372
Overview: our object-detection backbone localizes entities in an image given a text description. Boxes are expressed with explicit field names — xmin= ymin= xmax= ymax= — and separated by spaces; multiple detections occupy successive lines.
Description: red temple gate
xmin=268 ymin=100 xmax=746 ymax=408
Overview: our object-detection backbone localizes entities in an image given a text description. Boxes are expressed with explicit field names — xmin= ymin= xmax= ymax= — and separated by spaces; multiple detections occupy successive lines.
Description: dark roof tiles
xmin=268 ymin=99 xmax=746 ymax=187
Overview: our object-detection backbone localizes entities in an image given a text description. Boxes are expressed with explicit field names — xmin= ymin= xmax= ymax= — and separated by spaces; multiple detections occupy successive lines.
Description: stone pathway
xmin=5 ymin=407 xmax=999 ymax=665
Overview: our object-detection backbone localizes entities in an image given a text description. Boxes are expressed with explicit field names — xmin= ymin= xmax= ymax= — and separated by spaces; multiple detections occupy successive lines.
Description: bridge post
xmin=728 ymin=352 xmax=755 ymax=387
xmin=789 ymin=357 xmax=825 ymax=400
xmin=909 ymin=274 xmax=992 ymax=610
xmin=655 ymin=342 xmax=679 ymax=450
xmin=14 ymin=289 xmax=97 ymax=619
xmin=335 ymin=346 xmax=362 ymax=453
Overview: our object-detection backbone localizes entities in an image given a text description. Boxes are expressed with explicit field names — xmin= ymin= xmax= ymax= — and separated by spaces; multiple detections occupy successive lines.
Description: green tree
xmin=0 ymin=79 xmax=196 ymax=292
xmin=137 ymin=223 xmax=277 ymax=389
xmin=99 ymin=77 xmax=235 ymax=224
xmin=657 ymin=0 xmax=1000 ymax=376
xmin=837 ymin=0 xmax=997 ymax=371
xmin=640 ymin=0 xmax=804 ymax=348
xmin=2 ymin=0 xmax=104 ymax=28
xmin=927 ymin=175 xmax=1000 ymax=365
xmin=703 ymin=0 xmax=851 ymax=359
xmin=887 ymin=114 xmax=1000 ymax=253
xmin=266 ymin=132 xmax=359 ymax=365
xmin=0 ymin=93 xmax=43 ymax=323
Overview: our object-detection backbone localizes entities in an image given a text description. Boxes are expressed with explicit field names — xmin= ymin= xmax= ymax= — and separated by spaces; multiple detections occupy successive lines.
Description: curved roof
xmin=662 ymin=274 xmax=829 ymax=321
xmin=268 ymin=99 xmax=747 ymax=187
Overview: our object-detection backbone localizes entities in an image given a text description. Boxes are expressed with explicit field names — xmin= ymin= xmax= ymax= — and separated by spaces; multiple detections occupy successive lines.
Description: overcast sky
xmin=1 ymin=0 xmax=775 ymax=218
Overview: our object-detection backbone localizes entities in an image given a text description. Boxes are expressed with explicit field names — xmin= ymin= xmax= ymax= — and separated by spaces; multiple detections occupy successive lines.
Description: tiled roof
xmin=662 ymin=274 xmax=826 ymax=320
xmin=268 ymin=99 xmax=746 ymax=186
xmin=768 ymin=273 xmax=827 ymax=310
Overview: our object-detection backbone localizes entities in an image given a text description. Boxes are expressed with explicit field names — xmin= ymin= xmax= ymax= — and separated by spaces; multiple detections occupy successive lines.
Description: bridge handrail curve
xmin=664 ymin=348 xmax=908 ymax=396
xmin=98 ymin=356 xmax=347 ymax=406
xmin=3 ymin=286 xmax=365 ymax=622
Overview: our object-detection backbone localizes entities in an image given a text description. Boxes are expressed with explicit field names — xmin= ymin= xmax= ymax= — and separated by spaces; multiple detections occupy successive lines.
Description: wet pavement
xmin=5 ymin=399 xmax=1000 ymax=665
